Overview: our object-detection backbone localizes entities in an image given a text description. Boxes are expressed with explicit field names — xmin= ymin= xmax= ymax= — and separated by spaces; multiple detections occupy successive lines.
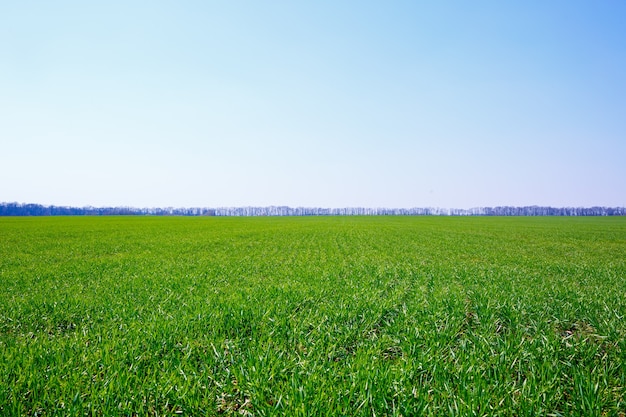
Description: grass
xmin=0 ymin=216 xmax=625 ymax=416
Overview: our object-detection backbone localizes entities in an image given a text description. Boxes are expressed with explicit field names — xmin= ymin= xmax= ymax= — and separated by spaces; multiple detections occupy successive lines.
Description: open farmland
xmin=0 ymin=216 xmax=625 ymax=416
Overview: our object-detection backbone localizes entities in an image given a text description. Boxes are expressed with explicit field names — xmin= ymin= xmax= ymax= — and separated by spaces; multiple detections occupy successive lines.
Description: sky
xmin=1 ymin=1 xmax=625 ymax=209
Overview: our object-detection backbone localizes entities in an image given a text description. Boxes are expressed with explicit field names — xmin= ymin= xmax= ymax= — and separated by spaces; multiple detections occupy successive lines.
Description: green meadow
xmin=0 ymin=216 xmax=624 ymax=416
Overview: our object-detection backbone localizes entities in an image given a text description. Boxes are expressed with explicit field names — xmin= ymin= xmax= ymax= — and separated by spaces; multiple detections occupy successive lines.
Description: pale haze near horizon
xmin=1 ymin=1 xmax=625 ymax=209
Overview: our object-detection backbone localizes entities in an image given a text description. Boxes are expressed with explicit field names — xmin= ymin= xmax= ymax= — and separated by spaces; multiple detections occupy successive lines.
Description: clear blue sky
xmin=2 ymin=1 xmax=625 ymax=208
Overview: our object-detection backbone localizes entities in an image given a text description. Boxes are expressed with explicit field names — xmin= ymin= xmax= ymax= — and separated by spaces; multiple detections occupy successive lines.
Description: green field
xmin=1 ymin=216 xmax=625 ymax=416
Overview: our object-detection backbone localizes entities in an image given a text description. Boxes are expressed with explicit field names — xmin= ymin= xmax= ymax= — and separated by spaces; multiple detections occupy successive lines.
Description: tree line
xmin=1 ymin=202 xmax=624 ymax=217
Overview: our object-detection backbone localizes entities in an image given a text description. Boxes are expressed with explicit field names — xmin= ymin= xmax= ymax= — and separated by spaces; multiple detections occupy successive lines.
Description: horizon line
xmin=1 ymin=202 xmax=625 ymax=217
